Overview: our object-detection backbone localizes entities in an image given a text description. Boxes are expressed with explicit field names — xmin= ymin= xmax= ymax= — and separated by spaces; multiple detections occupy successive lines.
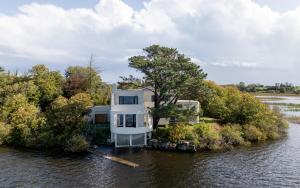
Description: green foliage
xmin=44 ymin=93 xmax=92 ymax=150
xmin=69 ymin=93 xmax=93 ymax=108
xmin=168 ymin=124 xmax=197 ymax=143
xmin=243 ymin=125 xmax=265 ymax=142
xmin=63 ymin=66 xmax=103 ymax=101
xmin=220 ymin=125 xmax=244 ymax=145
xmin=194 ymin=123 xmax=222 ymax=150
xmin=124 ymin=44 xmax=207 ymax=128
xmin=93 ymin=128 xmax=110 ymax=145
xmin=152 ymin=127 xmax=170 ymax=141
xmin=236 ymin=82 xmax=297 ymax=94
xmin=0 ymin=80 xmax=41 ymax=106
xmin=1 ymin=94 xmax=46 ymax=147
xmin=30 ymin=64 xmax=64 ymax=109
xmin=118 ymin=75 xmax=145 ymax=89
xmin=63 ymin=66 xmax=110 ymax=105
xmin=0 ymin=64 xmax=110 ymax=152
xmin=0 ymin=122 xmax=9 ymax=144
xmin=64 ymin=134 xmax=89 ymax=153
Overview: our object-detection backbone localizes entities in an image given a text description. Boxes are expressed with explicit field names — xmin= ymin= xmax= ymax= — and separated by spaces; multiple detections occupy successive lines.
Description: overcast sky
xmin=0 ymin=0 xmax=300 ymax=85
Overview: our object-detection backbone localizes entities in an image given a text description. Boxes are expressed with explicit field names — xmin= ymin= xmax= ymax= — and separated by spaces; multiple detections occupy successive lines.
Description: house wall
xmin=91 ymin=86 xmax=200 ymax=147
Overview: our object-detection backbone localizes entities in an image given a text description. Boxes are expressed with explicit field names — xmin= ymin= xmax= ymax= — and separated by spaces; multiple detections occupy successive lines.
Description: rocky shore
xmin=147 ymin=139 xmax=197 ymax=152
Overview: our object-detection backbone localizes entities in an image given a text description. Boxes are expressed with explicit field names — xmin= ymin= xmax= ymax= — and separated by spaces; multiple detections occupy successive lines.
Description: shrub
xmin=0 ymin=122 xmax=9 ymax=144
xmin=1 ymin=94 xmax=46 ymax=147
xmin=194 ymin=123 xmax=222 ymax=150
xmin=152 ymin=127 xmax=169 ymax=140
xmin=168 ymin=124 xmax=197 ymax=143
xmin=65 ymin=135 xmax=89 ymax=153
xmin=220 ymin=125 xmax=244 ymax=145
xmin=243 ymin=125 xmax=265 ymax=142
xmin=93 ymin=128 xmax=110 ymax=145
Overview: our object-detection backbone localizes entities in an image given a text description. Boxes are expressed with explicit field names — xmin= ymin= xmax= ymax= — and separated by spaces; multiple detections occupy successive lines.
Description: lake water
xmin=1 ymin=96 xmax=300 ymax=188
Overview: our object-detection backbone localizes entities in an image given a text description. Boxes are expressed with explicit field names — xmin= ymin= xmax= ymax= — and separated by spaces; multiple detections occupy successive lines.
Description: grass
xmin=253 ymin=92 xmax=300 ymax=97
xmin=257 ymin=97 xmax=286 ymax=101
xmin=285 ymin=116 xmax=300 ymax=124
xmin=199 ymin=117 xmax=219 ymax=123
xmin=264 ymin=102 xmax=300 ymax=107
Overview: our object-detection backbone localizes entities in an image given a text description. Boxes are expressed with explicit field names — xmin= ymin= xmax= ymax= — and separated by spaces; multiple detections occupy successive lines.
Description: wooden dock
xmin=103 ymin=155 xmax=139 ymax=168
xmin=92 ymin=151 xmax=139 ymax=168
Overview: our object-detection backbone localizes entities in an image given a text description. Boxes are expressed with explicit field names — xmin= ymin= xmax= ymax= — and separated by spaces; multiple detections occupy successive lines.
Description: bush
xmin=1 ymin=94 xmax=46 ymax=147
xmin=243 ymin=125 xmax=265 ymax=142
xmin=220 ymin=125 xmax=244 ymax=145
xmin=168 ymin=124 xmax=196 ymax=143
xmin=152 ymin=127 xmax=170 ymax=141
xmin=0 ymin=122 xmax=9 ymax=144
xmin=194 ymin=123 xmax=222 ymax=150
xmin=64 ymin=135 xmax=89 ymax=153
xmin=93 ymin=128 xmax=110 ymax=145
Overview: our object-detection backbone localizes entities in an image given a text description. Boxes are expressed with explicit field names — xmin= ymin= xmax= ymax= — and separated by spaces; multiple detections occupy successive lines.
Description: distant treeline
xmin=233 ymin=82 xmax=300 ymax=94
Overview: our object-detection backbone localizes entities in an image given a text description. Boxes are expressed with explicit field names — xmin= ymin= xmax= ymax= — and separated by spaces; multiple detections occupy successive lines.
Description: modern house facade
xmin=91 ymin=85 xmax=200 ymax=147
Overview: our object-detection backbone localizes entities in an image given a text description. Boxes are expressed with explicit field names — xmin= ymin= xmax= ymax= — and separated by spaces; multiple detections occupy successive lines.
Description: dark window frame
xmin=125 ymin=114 xmax=136 ymax=127
xmin=119 ymin=96 xmax=138 ymax=104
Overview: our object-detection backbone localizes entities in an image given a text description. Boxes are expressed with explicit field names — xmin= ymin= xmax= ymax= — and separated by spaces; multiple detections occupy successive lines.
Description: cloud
xmin=0 ymin=0 xmax=300 ymax=84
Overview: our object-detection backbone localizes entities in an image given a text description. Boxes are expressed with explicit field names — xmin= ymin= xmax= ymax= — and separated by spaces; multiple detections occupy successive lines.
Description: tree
xmin=124 ymin=45 xmax=207 ymax=129
xmin=1 ymin=94 xmax=45 ymax=147
xmin=0 ymin=81 xmax=41 ymax=106
xmin=237 ymin=82 xmax=246 ymax=92
xmin=63 ymin=66 xmax=103 ymax=103
xmin=44 ymin=93 xmax=92 ymax=151
xmin=118 ymin=75 xmax=145 ymax=89
xmin=30 ymin=64 xmax=64 ymax=109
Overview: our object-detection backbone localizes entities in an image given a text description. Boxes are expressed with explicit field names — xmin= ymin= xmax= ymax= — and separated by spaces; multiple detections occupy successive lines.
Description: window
xmin=119 ymin=96 xmax=138 ymax=104
xmin=132 ymin=133 xmax=145 ymax=146
xmin=94 ymin=114 xmax=109 ymax=124
xmin=125 ymin=114 xmax=136 ymax=127
xmin=116 ymin=134 xmax=130 ymax=146
xmin=117 ymin=114 xmax=124 ymax=127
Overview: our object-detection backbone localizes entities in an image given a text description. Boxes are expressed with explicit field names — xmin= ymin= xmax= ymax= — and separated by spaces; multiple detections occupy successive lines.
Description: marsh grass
xmin=258 ymin=97 xmax=286 ymax=101
xmin=286 ymin=116 xmax=300 ymax=124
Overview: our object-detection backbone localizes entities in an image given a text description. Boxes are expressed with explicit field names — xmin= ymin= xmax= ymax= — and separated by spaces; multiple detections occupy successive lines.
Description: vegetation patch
xmin=257 ymin=97 xmax=286 ymax=101
xmin=285 ymin=116 xmax=300 ymax=124
xmin=152 ymin=81 xmax=288 ymax=151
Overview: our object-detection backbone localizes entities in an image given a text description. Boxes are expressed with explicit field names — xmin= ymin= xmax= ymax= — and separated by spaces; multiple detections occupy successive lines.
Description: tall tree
xmin=64 ymin=66 xmax=101 ymax=96
xmin=30 ymin=64 xmax=64 ymax=109
xmin=124 ymin=45 xmax=207 ymax=129
xmin=63 ymin=66 xmax=108 ymax=104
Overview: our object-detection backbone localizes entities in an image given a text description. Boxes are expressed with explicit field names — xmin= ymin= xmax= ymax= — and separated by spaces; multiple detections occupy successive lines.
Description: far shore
xmin=252 ymin=92 xmax=300 ymax=97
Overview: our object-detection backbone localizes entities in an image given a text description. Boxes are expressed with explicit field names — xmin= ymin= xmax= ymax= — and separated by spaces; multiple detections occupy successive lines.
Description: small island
xmin=0 ymin=45 xmax=288 ymax=153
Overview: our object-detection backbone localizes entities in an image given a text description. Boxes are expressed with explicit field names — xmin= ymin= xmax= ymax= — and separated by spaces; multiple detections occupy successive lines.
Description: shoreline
xmin=252 ymin=92 xmax=300 ymax=97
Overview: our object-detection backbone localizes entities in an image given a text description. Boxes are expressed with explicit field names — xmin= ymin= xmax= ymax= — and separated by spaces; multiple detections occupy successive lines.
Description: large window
xmin=117 ymin=114 xmax=136 ymax=127
xmin=119 ymin=96 xmax=138 ymax=104
xmin=94 ymin=114 xmax=109 ymax=124
xmin=125 ymin=114 xmax=136 ymax=127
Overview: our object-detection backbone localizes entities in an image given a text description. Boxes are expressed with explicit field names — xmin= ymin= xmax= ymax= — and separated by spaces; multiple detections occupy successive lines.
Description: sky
xmin=0 ymin=0 xmax=300 ymax=85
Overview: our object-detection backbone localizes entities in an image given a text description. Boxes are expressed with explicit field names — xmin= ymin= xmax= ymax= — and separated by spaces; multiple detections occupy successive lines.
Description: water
xmin=1 ymin=96 xmax=300 ymax=188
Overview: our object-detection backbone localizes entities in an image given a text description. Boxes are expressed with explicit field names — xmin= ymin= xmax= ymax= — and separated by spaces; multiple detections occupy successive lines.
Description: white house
xmin=91 ymin=85 xmax=200 ymax=147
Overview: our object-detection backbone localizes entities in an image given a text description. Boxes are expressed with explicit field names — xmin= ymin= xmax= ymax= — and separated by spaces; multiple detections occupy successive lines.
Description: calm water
xmin=1 ymin=97 xmax=300 ymax=188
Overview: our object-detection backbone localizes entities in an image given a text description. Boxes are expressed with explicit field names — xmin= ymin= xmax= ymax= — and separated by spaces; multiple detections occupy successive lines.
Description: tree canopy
xmin=122 ymin=45 xmax=207 ymax=128
xmin=0 ymin=64 xmax=111 ymax=152
xmin=30 ymin=64 xmax=64 ymax=109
